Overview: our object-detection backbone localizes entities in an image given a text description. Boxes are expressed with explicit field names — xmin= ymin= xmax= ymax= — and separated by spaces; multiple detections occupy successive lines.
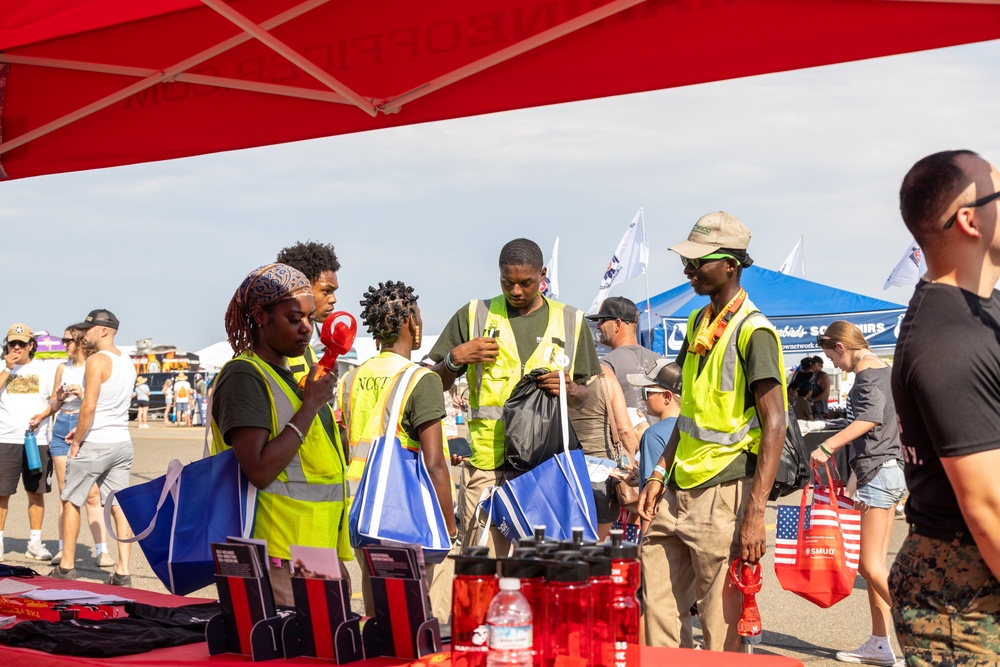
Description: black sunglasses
xmin=680 ymin=253 xmax=735 ymax=271
xmin=943 ymin=190 xmax=1000 ymax=230
xmin=61 ymin=338 xmax=76 ymax=345
xmin=7 ymin=340 xmax=30 ymax=349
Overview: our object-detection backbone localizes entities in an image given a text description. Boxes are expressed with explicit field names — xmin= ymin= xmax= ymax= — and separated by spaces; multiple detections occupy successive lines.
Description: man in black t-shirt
xmin=890 ymin=150 xmax=1000 ymax=664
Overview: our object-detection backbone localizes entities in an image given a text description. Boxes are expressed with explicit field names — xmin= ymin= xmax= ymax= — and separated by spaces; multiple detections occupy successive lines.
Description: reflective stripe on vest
xmin=252 ymin=365 xmax=345 ymax=503
xmin=673 ymin=299 xmax=783 ymax=488
xmin=464 ymin=295 xmax=583 ymax=469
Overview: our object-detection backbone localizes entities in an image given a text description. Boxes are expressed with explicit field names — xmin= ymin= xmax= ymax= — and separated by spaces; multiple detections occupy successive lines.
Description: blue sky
xmin=2 ymin=39 xmax=998 ymax=352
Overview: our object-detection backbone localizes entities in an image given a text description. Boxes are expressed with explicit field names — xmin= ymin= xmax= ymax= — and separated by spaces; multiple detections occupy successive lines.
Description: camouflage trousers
xmin=889 ymin=531 xmax=1000 ymax=666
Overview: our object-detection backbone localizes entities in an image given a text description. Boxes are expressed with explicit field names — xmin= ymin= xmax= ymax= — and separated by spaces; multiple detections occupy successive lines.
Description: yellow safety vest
xmin=287 ymin=342 xmax=319 ymax=378
xmin=464 ymin=295 xmax=584 ymax=470
xmin=674 ymin=298 xmax=786 ymax=489
xmin=339 ymin=352 xmax=425 ymax=492
xmin=210 ymin=353 xmax=352 ymax=561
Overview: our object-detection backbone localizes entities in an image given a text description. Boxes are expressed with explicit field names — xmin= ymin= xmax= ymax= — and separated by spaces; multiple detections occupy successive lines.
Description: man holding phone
xmin=429 ymin=238 xmax=601 ymax=555
xmin=0 ymin=323 xmax=56 ymax=562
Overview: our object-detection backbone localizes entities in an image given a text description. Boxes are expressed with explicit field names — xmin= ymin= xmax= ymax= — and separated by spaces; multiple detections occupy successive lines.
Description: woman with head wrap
xmin=210 ymin=263 xmax=350 ymax=606
xmin=337 ymin=280 xmax=457 ymax=622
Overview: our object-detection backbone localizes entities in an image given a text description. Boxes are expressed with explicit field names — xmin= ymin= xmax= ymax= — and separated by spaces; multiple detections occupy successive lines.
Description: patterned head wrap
xmin=225 ymin=263 xmax=312 ymax=356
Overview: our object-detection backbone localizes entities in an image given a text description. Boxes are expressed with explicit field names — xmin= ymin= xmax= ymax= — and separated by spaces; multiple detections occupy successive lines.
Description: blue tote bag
xmin=107 ymin=448 xmax=256 ymax=595
xmin=479 ymin=370 xmax=598 ymax=544
xmin=348 ymin=365 xmax=452 ymax=564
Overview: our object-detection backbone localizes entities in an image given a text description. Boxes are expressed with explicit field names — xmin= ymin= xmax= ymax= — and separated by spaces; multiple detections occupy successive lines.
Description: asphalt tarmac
xmin=2 ymin=421 xmax=909 ymax=665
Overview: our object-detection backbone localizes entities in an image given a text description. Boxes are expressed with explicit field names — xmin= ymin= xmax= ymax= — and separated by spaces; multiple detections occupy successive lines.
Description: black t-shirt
xmin=892 ymin=280 xmax=1000 ymax=533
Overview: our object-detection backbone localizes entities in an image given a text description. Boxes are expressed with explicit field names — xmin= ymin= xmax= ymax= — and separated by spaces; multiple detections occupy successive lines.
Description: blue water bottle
xmin=24 ymin=429 xmax=41 ymax=473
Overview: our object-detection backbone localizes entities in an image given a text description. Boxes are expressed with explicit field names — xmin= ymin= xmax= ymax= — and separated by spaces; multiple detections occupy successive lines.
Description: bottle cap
xmin=516 ymin=525 xmax=555 ymax=549
xmin=545 ymin=551 xmax=590 ymax=582
xmin=450 ymin=546 xmax=498 ymax=576
xmin=608 ymin=529 xmax=639 ymax=559
xmin=498 ymin=577 xmax=521 ymax=591
xmin=579 ymin=546 xmax=612 ymax=577
xmin=534 ymin=543 xmax=562 ymax=559
xmin=498 ymin=555 xmax=547 ymax=580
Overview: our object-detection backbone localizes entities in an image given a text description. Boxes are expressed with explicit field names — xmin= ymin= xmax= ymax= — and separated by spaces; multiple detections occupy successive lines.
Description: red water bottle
xmin=544 ymin=552 xmax=591 ymax=667
xmin=452 ymin=546 xmax=499 ymax=667
xmin=580 ymin=546 xmax=615 ymax=667
xmin=499 ymin=549 xmax=548 ymax=667
xmin=730 ymin=559 xmax=763 ymax=652
xmin=607 ymin=529 xmax=641 ymax=666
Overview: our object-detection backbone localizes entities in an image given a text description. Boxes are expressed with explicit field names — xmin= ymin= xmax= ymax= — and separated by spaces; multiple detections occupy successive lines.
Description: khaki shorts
xmin=62 ymin=439 xmax=133 ymax=507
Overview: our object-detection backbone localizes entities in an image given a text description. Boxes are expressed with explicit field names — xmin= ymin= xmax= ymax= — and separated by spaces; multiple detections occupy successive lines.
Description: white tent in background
xmin=195 ymin=341 xmax=235 ymax=372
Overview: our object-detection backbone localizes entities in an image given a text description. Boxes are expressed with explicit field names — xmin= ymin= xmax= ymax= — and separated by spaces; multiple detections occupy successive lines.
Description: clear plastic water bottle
xmin=486 ymin=577 xmax=533 ymax=667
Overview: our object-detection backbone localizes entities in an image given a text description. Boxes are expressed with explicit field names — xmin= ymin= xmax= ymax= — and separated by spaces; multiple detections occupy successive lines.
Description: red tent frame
xmin=2 ymin=0 xmax=999 ymax=180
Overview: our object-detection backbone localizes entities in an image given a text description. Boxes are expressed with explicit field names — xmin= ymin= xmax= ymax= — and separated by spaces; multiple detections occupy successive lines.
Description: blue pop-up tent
xmin=639 ymin=266 xmax=906 ymax=358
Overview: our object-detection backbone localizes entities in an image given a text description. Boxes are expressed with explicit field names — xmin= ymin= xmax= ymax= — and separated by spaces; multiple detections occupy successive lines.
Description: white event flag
xmin=588 ymin=209 xmax=648 ymax=314
xmin=541 ymin=236 xmax=560 ymax=299
xmin=883 ymin=240 xmax=926 ymax=290
xmin=779 ymin=237 xmax=806 ymax=278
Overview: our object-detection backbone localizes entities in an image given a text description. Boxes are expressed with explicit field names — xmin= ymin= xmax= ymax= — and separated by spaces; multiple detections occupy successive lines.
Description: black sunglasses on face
xmin=943 ymin=190 xmax=1000 ymax=230
xmin=61 ymin=338 xmax=75 ymax=345
xmin=7 ymin=340 xmax=30 ymax=349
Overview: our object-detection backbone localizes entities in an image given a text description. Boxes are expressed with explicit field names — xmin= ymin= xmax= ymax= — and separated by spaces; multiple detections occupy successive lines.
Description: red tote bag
xmin=774 ymin=464 xmax=860 ymax=608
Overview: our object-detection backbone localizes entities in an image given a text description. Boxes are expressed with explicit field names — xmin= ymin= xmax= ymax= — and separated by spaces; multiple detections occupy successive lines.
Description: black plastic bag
xmin=769 ymin=408 xmax=810 ymax=501
xmin=502 ymin=368 xmax=581 ymax=471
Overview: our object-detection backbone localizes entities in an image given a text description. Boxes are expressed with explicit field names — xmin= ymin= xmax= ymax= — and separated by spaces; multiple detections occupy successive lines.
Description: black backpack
xmin=726 ymin=310 xmax=810 ymax=500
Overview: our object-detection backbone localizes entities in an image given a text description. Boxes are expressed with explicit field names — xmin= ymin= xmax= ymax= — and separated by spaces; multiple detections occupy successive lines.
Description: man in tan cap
xmin=0 ymin=323 xmax=56 ymax=562
xmin=637 ymin=212 xmax=787 ymax=651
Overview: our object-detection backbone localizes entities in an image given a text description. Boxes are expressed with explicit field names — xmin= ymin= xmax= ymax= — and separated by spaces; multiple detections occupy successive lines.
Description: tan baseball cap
xmin=668 ymin=211 xmax=751 ymax=259
xmin=6 ymin=323 xmax=33 ymax=343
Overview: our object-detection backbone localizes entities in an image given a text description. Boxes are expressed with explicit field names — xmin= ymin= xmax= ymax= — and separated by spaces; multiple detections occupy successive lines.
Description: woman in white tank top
xmin=48 ymin=328 xmax=112 ymax=568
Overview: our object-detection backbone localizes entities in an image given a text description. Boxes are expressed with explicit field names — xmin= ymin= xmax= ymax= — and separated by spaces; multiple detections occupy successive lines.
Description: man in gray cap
xmin=637 ymin=212 xmax=787 ymax=652
xmin=587 ymin=296 xmax=662 ymax=424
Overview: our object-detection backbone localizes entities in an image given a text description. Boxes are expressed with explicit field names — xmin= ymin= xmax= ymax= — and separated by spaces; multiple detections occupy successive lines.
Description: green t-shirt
xmin=428 ymin=298 xmax=600 ymax=383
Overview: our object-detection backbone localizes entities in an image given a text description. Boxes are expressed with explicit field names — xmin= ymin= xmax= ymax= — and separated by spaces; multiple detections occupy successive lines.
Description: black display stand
xmin=206 ymin=574 xmax=286 ymax=661
xmin=360 ymin=566 xmax=441 ymax=660
xmin=280 ymin=576 xmax=365 ymax=663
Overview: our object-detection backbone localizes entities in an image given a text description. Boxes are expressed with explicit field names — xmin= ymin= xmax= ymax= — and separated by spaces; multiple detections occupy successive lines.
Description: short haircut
xmin=899 ymin=150 xmax=978 ymax=245
xmin=276 ymin=241 xmax=341 ymax=283
xmin=498 ymin=238 xmax=543 ymax=270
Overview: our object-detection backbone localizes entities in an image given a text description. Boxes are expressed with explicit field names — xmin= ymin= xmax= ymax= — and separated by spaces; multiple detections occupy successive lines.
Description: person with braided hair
xmin=209 ymin=263 xmax=350 ymax=606
xmin=338 ymin=280 xmax=457 ymax=622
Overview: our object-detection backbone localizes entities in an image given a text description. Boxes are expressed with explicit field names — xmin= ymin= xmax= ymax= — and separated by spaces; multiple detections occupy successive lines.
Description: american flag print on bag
xmin=774 ymin=487 xmax=861 ymax=608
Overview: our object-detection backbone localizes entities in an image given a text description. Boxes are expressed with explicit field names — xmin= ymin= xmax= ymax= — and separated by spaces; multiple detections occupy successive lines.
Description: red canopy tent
xmin=2 ymin=0 xmax=999 ymax=181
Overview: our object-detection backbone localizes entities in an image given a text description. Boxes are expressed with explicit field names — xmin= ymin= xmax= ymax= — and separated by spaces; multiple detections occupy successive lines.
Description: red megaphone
xmin=298 ymin=311 xmax=357 ymax=389
xmin=730 ymin=558 xmax=763 ymax=648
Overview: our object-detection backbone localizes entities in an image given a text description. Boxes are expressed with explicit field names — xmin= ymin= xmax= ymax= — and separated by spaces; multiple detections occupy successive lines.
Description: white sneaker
xmin=836 ymin=636 xmax=896 ymax=666
xmin=25 ymin=541 xmax=53 ymax=561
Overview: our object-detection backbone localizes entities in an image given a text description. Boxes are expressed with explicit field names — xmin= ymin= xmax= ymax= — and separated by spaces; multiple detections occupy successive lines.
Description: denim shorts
xmin=856 ymin=460 xmax=906 ymax=509
xmin=49 ymin=411 xmax=79 ymax=457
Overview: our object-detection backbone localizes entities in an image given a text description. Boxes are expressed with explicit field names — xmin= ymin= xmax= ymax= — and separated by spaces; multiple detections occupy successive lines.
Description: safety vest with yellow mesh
xmin=337 ymin=352 xmax=435 ymax=494
xmin=674 ymin=298 xmax=786 ymax=489
xmin=210 ymin=353 xmax=352 ymax=561
xmin=287 ymin=343 xmax=318 ymax=378
xmin=464 ymin=295 xmax=583 ymax=470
